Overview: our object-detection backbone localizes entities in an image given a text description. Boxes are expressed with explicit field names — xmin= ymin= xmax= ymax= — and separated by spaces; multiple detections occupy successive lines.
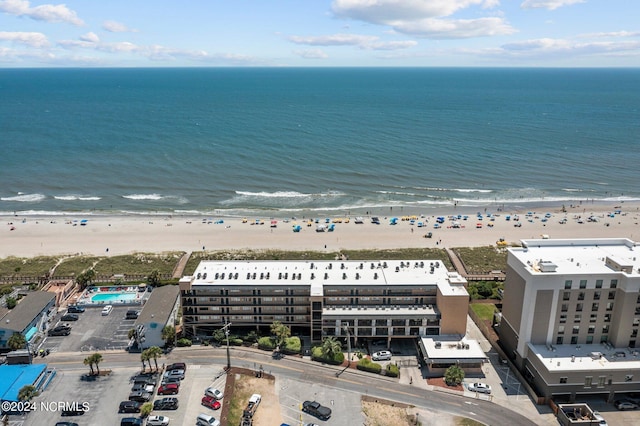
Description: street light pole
xmin=222 ymin=320 xmax=232 ymax=370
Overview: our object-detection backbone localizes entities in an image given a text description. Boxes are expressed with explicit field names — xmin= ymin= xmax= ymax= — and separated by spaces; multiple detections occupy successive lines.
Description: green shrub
xmin=230 ymin=338 xmax=243 ymax=346
xmin=386 ymin=363 xmax=400 ymax=377
xmin=140 ymin=402 xmax=153 ymax=417
xmin=282 ymin=336 xmax=301 ymax=354
xmin=357 ymin=357 xmax=382 ymax=374
xmin=5 ymin=296 xmax=16 ymax=309
xmin=258 ymin=336 xmax=275 ymax=350
xmin=444 ymin=365 xmax=464 ymax=386
xmin=311 ymin=346 xmax=344 ymax=365
xmin=176 ymin=338 xmax=192 ymax=347
xmin=244 ymin=331 xmax=259 ymax=343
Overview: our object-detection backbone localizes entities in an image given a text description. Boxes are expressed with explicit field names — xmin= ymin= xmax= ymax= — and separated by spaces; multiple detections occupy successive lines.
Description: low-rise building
xmin=130 ymin=285 xmax=180 ymax=350
xmin=0 ymin=292 xmax=56 ymax=352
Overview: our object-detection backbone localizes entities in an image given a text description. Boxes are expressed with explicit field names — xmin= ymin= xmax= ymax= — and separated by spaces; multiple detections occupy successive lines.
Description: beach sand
xmin=2 ymin=202 xmax=640 ymax=258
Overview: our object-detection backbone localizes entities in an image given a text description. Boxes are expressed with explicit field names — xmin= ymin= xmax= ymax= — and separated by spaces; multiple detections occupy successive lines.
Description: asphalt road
xmin=30 ymin=345 xmax=538 ymax=426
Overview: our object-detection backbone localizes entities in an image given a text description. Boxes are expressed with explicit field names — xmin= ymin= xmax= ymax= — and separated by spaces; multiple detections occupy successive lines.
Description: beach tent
xmin=292 ymin=225 xmax=301 ymax=232
xmin=390 ymin=217 xmax=398 ymax=225
xmin=80 ymin=219 xmax=88 ymax=226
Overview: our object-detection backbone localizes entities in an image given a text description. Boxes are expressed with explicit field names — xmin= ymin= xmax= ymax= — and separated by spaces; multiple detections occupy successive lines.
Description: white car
xmin=146 ymin=415 xmax=170 ymax=426
xmin=371 ymin=350 xmax=392 ymax=361
xmin=592 ymin=411 xmax=608 ymax=426
xmin=205 ymin=387 xmax=224 ymax=400
xmin=468 ymin=382 xmax=492 ymax=394
xmin=163 ymin=369 xmax=185 ymax=380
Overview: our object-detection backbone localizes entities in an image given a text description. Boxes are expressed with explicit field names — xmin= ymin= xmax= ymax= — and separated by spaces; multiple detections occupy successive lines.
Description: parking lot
xmin=41 ymin=305 xmax=137 ymax=353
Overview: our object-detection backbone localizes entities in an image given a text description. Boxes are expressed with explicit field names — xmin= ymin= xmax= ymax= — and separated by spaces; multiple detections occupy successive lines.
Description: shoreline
xmin=2 ymin=201 xmax=640 ymax=259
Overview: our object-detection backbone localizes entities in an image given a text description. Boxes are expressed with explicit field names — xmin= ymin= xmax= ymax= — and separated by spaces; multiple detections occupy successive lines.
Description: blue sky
xmin=0 ymin=0 xmax=638 ymax=67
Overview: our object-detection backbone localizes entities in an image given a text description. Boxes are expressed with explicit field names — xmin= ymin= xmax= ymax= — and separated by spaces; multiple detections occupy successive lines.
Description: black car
xmin=118 ymin=401 xmax=141 ymax=413
xmin=48 ymin=325 xmax=71 ymax=336
xmin=125 ymin=310 xmax=140 ymax=319
xmin=302 ymin=400 xmax=332 ymax=420
xmin=55 ymin=423 xmax=79 ymax=426
xmin=61 ymin=405 xmax=86 ymax=416
xmin=67 ymin=305 xmax=85 ymax=313
xmin=61 ymin=313 xmax=79 ymax=321
xmin=153 ymin=397 xmax=179 ymax=410
xmin=128 ymin=391 xmax=151 ymax=403
xmin=166 ymin=362 xmax=186 ymax=371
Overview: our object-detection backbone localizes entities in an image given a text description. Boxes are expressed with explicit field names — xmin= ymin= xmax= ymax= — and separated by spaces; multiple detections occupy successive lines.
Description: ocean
xmin=1 ymin=67 xmax=639 ymax=218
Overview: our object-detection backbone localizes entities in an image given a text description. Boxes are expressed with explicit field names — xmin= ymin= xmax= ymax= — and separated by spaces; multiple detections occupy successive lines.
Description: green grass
xmin=54 ymin=256 xmax=102 ymax=277
xmin=470 ymin=303 xmax=497 ymax=321
xmin=0 ymin=256 xmax=59 ymax=278
xmin=453 ymin=246 xmax=507 ymax=274
xmin=456 ymin=418 xmax=486 ymax=426
xmin=91 ymin=252 xmax=184 ymax=276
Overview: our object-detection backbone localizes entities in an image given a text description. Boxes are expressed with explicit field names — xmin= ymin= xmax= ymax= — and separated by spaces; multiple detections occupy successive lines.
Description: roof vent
xmin=341 ymin=263 xmax=345 ymax=269
xmin=324 ymin=273 xmax=329 ymax=279
xmin=235 ymin=273 xmax=239 ymax=279
xmin=420 ymin=261 xmax=424 ymax=268
xmin=285 ymin=273 xmax=288 ymax=279
xmin=260 ymin=273 xmax=264 ymax=279
xmin=311 ymin=273 xmax=315 ymax=279
xmin=374 ymin=273 xmax=378 ymax=279
xmin=342 ymin=273 xmax=347 ymax=279
xmin=278 ymin=273 xmax=282 ymax=279
xmin=310 ymin=262 xmax=314 ymax=269
xmin=356 ymin=273 xmax=360 ymax=280
xmin=197 ymin=273 xmax=201 ymax=279
xmin=298 ymin=273 xmax=301 ymax=279
xmin=247 ymin=273 xmax=251 ymax=279
xmin=221 ymin=273 xmax=225 ymax=279
xmin=292 ymin=274 xmax=296 ymax=280
xmin=383 ymin=262 xmax=388 ymax=268
xmin=215 ymin=273 xmax=220 ymax=279
xmin=435 ymin=341 xmax=441 ymax=348
xmin=395 ymin=266 xmax=400 ymax=272
xmin=203 ymin=273 xmax=207 ymax=279
xmin=371 ymin=263 xmax=375 ymax=269
xmin=328 ymin=263 xmax=333 ymax=269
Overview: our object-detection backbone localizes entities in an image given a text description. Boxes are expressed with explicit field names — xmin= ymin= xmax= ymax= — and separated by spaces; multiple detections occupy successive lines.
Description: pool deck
xmin=78 ymin=286 xmax=148 ymax=306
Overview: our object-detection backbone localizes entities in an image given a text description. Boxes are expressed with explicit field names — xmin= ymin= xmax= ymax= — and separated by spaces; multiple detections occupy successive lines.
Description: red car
xmin=201 ymin=395 xmax=221 ymax=410
xmin=157 ymin=383 xmax=179 ymax=395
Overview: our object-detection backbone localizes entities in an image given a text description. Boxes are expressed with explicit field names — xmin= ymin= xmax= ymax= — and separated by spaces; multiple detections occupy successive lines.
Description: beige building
xmin=500 ymin=238 xmax=640 ymax=402
xmin=179 ymin=260 xmax=469 ymax=345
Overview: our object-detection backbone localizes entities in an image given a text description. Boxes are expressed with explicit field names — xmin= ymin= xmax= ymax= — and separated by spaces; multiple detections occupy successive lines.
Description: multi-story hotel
xmin=500 ymin=238 xmax=640 ymax=402
xmin=178 ymin=259 xmax=469 ymax=345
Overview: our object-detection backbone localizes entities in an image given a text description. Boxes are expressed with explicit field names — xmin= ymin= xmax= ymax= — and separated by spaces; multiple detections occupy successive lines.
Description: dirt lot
xmin=223 ymin=369 xmax=283 ymax=425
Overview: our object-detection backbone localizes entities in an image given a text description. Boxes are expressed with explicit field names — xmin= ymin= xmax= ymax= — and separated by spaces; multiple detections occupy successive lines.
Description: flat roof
xmin=0 ymin=364 xmax=47 ymax=402
xmin=323 ymin=304 xmax=437 ymax=318
xmin=0 ymin=292 xmax=55 ymax=333
xmin=419 ymin=336 xmax=487 ymax=363
xmin=528 ymin=342 xmax=640 ymax=372
xmin=136 ymin=285 xmax=180 ymax=326
xmin=509 ymin=238 xmax=640 ymax=276
xmin=189 ymin=260 xmax=466 ymax=295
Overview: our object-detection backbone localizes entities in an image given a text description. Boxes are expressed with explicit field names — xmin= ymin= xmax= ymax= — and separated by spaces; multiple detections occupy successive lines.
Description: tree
xmin=90 ymin=352 xmax=103 ymax=375
xmin=147 ymin=269 xmax=161 ymax=286
xmin=270 ymin=321 xmax=291 ymax=349
xmin=146 ymin=346 xmax=163 ymax=371
xmin=83 ymin=356 xmax=95 ymax=375
xmin=211 ymin=328 xmax=226 ymax=344
xmin=7 ymin=332 xmax=26 ymax=350
xmin=5 ymin=296 xmax=16 ymax=309
xmin=76 ymin=268 xmax=96 ymax=290
xmin=444 ymin=365 xmax=465 ymax=386
xmin=141 ymin=350 xmax=150 ymax=372
xmin=161 ymin=325 xmax=175 ymax=347
xmin=128 ymin=328 xmax=137 ymax=340
xmin=17 ymin=385 xmax=37 ymax=402
xmin=321 ymin=336 xmax=342 ymax=359
xmin=140 ymin=402 xmax=153 ymax=418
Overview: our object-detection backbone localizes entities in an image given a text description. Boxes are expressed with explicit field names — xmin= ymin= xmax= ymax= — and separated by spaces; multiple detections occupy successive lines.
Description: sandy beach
xmin=2 ymin=202 xmax=640 ymax=258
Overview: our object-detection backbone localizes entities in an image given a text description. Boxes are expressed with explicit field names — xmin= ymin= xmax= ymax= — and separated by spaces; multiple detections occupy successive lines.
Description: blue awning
xmin=25 ymin=326 xmax=37 ymax=341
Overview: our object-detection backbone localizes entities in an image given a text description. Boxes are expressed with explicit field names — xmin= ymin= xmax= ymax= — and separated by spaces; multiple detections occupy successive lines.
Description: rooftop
xmin=0 ymin=292 xmax=55 ymax=333
xmin=418 ymin=336 xmax=487 ymax=363
xmin=0 ymin=364 xmax=47 ymax=402
xmin=529 ymin=342 xmax=640 ymax=372
xmin=135 ymin=285 xmax=180 ymax=326
xmin=509 ymin=238 xmax=640 ymax=277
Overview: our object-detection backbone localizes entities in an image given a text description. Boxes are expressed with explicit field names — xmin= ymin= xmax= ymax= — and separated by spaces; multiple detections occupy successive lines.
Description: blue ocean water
xmin=1 ymin=67 xmax=639 ymax=217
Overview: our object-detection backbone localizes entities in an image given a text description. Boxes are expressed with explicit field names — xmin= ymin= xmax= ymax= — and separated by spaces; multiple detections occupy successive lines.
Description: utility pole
xmin=222 ymin=320 xmax=232 ymax=370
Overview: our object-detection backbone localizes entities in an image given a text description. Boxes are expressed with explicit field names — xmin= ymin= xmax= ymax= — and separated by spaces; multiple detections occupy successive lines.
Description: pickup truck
xmin=302 ymin=400 xmax=331 ymax=420
xmin=243 ymin=394 xmax=261 ymax=418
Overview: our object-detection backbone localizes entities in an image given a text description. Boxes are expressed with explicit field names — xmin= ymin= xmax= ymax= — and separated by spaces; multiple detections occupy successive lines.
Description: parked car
xmin=61 ymin=313 xmax=79 ymax=321
xmin=55 ymin=423 xmax=79 ymax=426
xmin=302 ymin=400 xmax=331 ymax=420
xmin=161 ymin=377 xmax=181 ymax=387
xmin=48 ymin=325 xmax=72 ymax=336
xmin=133 ymin=374 xmax=158 ymax=385
xmin=131 ymin=383 xmax=155 ymax=393
xmin=196 ymin=413 xmax=220 ymax=426
xmin=120 ymin=418 xmax=142 ymax=426
xmin=125 ymin=310 xmax=140 ymax=319
xmin=201 ymin=395 xmax=221 ymax=410
xmin=146 ymin=415 xmax=170 ymax=426
xmin=615 ymin=399 xmax=638 ymax=410
xmin=371 ymin=351 xmax=392 ymax=361
xmin=158 ymin=383 xmax=179 ymax=395
xmin=166 ymin=362 xmax=186 ymax=371
xmin=205 ymin=387 xmax=224 ymax=400
xmin=153 ymin=397 xmax=179 ymax=410
xmin=60 ymin=403 xmax=86 ymax=416
xmin=67 ymin=305 xmax=85 ymax=313
xmin=118 ymin=401 xmax=141 ymax=413
xmin=592 ymin=411 xmax=608 ymax=426
xmin=128 ymin=391 xmax=151 ymax=403
xmin=468 ymin=383 xmax=492 ymax=394
xmin=163 ymin=369 xmax=185 ymax=380
xmin=101 ymin=305 xmax=113 ymax=316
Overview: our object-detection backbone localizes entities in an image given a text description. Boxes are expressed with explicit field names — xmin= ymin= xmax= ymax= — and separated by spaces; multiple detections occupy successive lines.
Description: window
xmin=594 ymin=291 xmax=601 ymax=300
xmin=592 ymin=303 xmax=599 ymax=312
xmin=608 ymin=291 xmax=615 ymax=300
xmin=610 ymin=279 xmax=618 ymax=289
xmin=580 ymin=280 xmax=587 ymax=289
xmin=584 ymin=376 xmax=592 ymax=388
xmin=595 ymin=279 xmax=603 ymax=289
xmin=560 ymin=377 xmax=568 ymax=384
xmin=561 ymin=304 xmax=569 ymax=312
xmin=600 ymin=335 xmax=608 ymax=343
xmin=573 ymin=325 xmax=580 ymax=334
xmin=578 ymin=292 xmax=585 ymax=300
xmin=632 ymin=329 xmax=638 ymax=338
xmin=560 ymin=314 xmax=567 ymax=323
xmin=625 ymin=375 xmax=633 ymax=382
xmin=604 ymin=314 xmax=611 ymax=322
xmin=602 ymin=325 xmax=610 ymax=334
xmin=563 ymin=292 xmax=570 ymax=301
xmin=598 ymin=376 xmax=606 ymax=387
xmin=558 ymin=325 xmax=565 ymax=334
xmin=571 ymin=336 xmax=578 ymax=344
xmin=634 ymin=318 xmax=640 ymax=326
xmin=565 ymin=280 xmax=573 ymax=289
xmin=576 ymin=303 xmax=583 ymax=312
xmin=637 ymin=294 xmax=640 ymax=303
xmin=588 ymin=325 xmax=595 ymax=334
xmin=586 ymin=336 xmax=593 ymax=344
xmin=556 ymin=336 xmax=564 ymax=344
xmin=606 ymin=302 xmax=614 ymax=311
xmin=590 ymin=314 xmax=597 ymax=322
xmin=574 ymin=314 xmax=581 ymax=322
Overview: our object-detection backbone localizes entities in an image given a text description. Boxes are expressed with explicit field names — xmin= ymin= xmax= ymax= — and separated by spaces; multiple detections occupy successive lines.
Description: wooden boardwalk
xmin=172 ymin=251 xmax=192 ymax=279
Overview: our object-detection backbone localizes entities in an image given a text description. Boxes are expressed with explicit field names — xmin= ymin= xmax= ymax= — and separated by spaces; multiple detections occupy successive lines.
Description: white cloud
xmin=288 ymin=33 xmax=416 ymax=51
xmin=331 ymin=0 xmax=513 ymax=39
xmin=520 ymin=0 xmax=585 ymax=10
xmin=581 ymin=31 xmax=640 ymax=38
xmin=0 ymin=31 xmax=49 ymax=47
xmin=0 ymin=0 xmax=84 ymax=26
xmin=79 ymin=32 xmax=99 ymax=43
xmin=293 ymin=49 xmax=329 ymax=59
xmin=497 ymin=37 xmax=640 ymax=58
xmin=103 ymin=20 xmax=137 ymax=33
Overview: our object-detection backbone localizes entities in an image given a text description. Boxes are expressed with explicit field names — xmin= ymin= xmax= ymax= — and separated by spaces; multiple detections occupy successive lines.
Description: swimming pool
xmin=91 ymin=292 xmax=137 ymax=303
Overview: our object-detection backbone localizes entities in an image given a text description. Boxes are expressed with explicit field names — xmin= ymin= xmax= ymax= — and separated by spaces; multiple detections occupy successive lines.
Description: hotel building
xmin=500 ymin=238 xmax=640 ymax=402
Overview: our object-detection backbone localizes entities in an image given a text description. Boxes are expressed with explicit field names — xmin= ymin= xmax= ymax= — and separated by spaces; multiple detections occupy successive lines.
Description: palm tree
xmin=146 ymin=346 xmax=163 ymax=371
xmin=17 ymin=385 xmax=37 ymax=402
xmin=7 ymin=332 xmax=26 ymax=350
xmin=140 ymin=350 xmax=149 ymax=372
xmin=83 ymin=356 xmax=95 ymax=375
xmin=161 ymin=325 xmax=175 ymax=347
xmin=147 ymin=269 xmax=160 ymax=286
xmin=321 ymin=336 xmax=342 ymax=359
xmin=90 ymin=352 xmax=103 ymax=375
xmin=270 ymin=320 xmax=291 ymax=350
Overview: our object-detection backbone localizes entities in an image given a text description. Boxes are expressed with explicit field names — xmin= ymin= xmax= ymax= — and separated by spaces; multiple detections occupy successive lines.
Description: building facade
xmin=499 ymin=238 xmax=640 ymax=402
xmin=0 ymin=292 xmax=56 ymax=352
xmin=179 ymin=260 xmax=469 ymax=344
xmin=130 ymin=285 xmax=180 ymax=351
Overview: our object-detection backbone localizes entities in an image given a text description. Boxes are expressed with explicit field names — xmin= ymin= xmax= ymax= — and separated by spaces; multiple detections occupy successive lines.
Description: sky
xmin=0 ymin=0 xmax=639 ymax=67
